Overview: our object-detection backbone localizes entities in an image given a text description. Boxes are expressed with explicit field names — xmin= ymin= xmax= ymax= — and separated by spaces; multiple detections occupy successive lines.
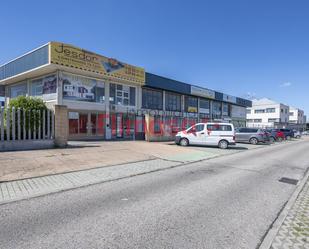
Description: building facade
xmin=246 ymin=98 xmax=290 ymax=128
xmin=0 ymin=42 xmax=251 ymax=141
xmin=289 ymin=107 xmax=305 ymax=124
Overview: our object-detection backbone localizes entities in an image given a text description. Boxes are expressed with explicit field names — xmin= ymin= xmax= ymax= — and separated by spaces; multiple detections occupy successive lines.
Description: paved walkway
xmin=270 ymin=176 xmax=309 ymax=249
xmin=0 ymin=158 xmax=180 ymax=205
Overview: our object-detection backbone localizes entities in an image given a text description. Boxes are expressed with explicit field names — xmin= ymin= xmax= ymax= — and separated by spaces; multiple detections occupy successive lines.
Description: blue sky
xmin=1 ymin=0 xmax=308 ymax=116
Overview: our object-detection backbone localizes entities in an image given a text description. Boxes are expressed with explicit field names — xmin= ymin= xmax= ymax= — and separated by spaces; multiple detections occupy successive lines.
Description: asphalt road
xmin=1 ymin=139 xmax=309 ymax=249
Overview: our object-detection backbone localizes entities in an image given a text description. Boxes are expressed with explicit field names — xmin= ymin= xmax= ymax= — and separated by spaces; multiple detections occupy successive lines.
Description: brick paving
xmin=270 ymin=177 xmax=309 ymax=249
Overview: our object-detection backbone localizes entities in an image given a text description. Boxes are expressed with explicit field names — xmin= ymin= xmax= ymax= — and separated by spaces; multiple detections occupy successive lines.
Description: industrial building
xmin=0 ymin=42 xmax=251 ymax=141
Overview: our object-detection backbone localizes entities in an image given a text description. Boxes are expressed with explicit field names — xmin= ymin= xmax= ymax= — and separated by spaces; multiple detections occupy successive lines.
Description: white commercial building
xmin=246 ymin=98 xmax=289 ymax=128
xmin=289 ymin=107 xmax=305 ymax=124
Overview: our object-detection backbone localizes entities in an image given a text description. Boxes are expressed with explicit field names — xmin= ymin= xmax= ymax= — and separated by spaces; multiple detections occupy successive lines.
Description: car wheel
xmin=286 ymin=135 xmax=291 ymax=140
xmin=249 ymin=137 xmax=258 ymax=145
xmin=277 ymin=137 xmax=283 ymax=142
xmin=179 ymin=138 xmax=189 ymax=146
xmin=218 ymin=140 xmax=228 ymax=149
xmin=296 ymin=135 xmax=300 ymax=139
xmin=270 ymin=137 xmax=275 ymax=143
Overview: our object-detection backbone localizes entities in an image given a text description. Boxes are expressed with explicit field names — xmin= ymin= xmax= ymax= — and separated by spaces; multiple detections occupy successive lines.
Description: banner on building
xmin=50 ymin=42 xmax=145 ymax=84
xmin=191 ymin=86 xmax=215 ymax=99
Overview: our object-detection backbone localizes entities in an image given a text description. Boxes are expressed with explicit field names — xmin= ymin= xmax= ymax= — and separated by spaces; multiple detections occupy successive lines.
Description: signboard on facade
xmin=190 ymin=86 xmax=215 ymax=99
xmin=50 ymin=42 xmax=145 ymax=85
xmin=223 ymin=94 xmax=237 ymax=103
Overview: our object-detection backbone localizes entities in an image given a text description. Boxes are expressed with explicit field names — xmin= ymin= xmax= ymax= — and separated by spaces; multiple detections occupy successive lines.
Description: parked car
xmin=235 ymin=128 xmax=269 ymax=145
xmin=279 ymin=129 xmax=294 ymax=140
xmin=302 ymin=131 xmax=309 ymax=136
xmin=266 ymin=129 xmax=285 ymax=142
xmin=175 ymin=123 xmax=236 ymax=149
xmin=293 ymin=130 xmax=302 ymax=139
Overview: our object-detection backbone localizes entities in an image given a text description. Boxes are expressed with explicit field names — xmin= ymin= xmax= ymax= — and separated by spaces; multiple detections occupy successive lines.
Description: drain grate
xmin=278 ymin=177 xmax=299 ymax=185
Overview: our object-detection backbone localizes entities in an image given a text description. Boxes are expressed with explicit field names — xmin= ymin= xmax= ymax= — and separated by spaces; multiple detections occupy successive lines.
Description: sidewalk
xmin=268 ymin=175 xmax=309 ymax=249
xmin=0 ymin=158 xmax=181 ymax=205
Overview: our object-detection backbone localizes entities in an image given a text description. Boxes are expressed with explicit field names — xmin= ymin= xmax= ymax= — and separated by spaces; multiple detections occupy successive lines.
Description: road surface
xmin=1 ymin=139 xmax=309 ymax=249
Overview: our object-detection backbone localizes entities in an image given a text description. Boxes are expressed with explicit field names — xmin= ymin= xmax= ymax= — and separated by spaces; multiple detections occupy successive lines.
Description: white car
xmin=302 ymin=131 xmax=309 ymax=136
xmin=175 ymin=123 xmax=236 ymax=149
xmin=293 ymin=130 xmax=302 ymax=139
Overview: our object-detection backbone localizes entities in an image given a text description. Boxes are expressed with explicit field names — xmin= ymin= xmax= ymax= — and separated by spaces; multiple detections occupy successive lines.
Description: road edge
xmin=258 ymin=167 xmax=309 ymax=249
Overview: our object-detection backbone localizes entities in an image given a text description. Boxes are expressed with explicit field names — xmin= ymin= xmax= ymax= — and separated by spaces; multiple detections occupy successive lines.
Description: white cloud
xmin=280 ymin=82 xmax=292 ymax=87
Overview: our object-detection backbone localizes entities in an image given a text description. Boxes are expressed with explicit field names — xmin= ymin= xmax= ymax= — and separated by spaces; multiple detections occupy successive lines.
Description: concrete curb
xmin=258 ymin=167 xmax=309 ymax=249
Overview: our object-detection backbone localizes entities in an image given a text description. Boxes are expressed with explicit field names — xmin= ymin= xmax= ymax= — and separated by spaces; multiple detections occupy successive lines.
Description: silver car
xmin=235 ymin=128 xmax=269 ymax=145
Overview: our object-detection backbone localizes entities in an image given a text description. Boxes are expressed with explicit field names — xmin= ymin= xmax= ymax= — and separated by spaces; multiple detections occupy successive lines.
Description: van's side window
xmin=207 ymin=124 xmax=232 ymax=131
xmin=195 ymin=124 xmax=205 ymax=132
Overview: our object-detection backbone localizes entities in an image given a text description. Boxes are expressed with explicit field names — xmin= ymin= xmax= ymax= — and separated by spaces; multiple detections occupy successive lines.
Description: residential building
xmin=246 ymin=98 xmax=289 ymax=128
xmin=0 ymin=42 xmax=251 ymax=141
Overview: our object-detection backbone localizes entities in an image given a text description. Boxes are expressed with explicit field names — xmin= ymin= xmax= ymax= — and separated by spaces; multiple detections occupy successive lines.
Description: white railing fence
xmin=0 ymin=107 xmax=54 ymax=142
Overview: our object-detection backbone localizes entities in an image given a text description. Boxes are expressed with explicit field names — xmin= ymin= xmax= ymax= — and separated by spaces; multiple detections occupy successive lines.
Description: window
xmin=246 ymin=109 xmax=251 ymax=114
xmin=246 ymin=119 xmax=253 ymax=122
xmin=222 ymin=103 xmax=229 ymax=116
xmin=285 ymin=109 xmax=287 ymax=114
xmin=31 ymin=79 xmax=43 ymax=96
xmin=142 ymin=88 xmax=163 ymax=110
xmin=281 ymin=109 xmax=283 ymax=113
xmin=188 ymin=124 xmax=204 ymax=133
xmin=207 ymin=124 xmax=232 ymax=131
xmin=254 ymin=119 xmax=262 ymax=123
xmin=254 ymin=109 xmax=265 ymax=114
xmin=212 ymin=101 xmax=222 ymax=115
xmin=96 ymin=82 xmax=105 ymax=103
xmin=10 ymin=82 xmax=27 ymax=98
xmin=185 ymin=96 xmax=198 ymax=112
xmin=266 ymin=108 xmax=275 ymax=113
xmin=110 ymin=83 xmax=135 ymax=106
xmin=165 ymin=92 xmax=181 ymax=111
xmin=268 ymin=118 xmax=277 ymax=122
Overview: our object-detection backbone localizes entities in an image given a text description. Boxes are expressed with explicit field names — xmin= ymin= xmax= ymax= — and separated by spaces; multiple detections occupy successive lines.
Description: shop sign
xmin=50 ymin=42 xmax=145 ymax=84
xmin=188 ymin=106 xmax=198 ymax=113
xmin=68 ymin=112 xmax=79 ymax=119
xmin=223 ymin=94 xmax=237 ymax=103
xmin=191 ymin=86 xmax=215 ymax=99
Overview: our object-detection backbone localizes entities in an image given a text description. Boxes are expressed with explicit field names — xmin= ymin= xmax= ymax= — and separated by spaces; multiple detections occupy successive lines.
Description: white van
xmin=175 ymin=123 xmax=236 ymax=149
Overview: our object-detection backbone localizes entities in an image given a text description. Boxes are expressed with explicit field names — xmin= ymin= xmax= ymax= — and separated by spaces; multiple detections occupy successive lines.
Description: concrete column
xmin=54 ymin=105 xmax=68 ymax=147
xmin=163 ymin=91 xmax=166 ymax=111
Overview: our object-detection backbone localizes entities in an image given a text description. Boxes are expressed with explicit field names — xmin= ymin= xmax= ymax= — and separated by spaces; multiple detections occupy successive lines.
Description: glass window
xmin=96 ymin=82 xmax=105 ymax=103
xmin=185 ymin=96 xmax=198 ymax=112
xmin=207 ymin=124 xmax=232 ymax=131
xmin=222 ymin=103 xmax=229 ymax=116
xmin=110 ymin=83 xmax=135 ymax=106
xmin=10 ymin=82 xmax=27 ymax=98
xmin=255 ymin=109 xmax=265 ymax=113
xmin=212 ymin=101 xmax=222 ymax=115
xmin=246 ymin=109 xmax=251 ymax=114
xmin=165 ymin=92 xmax=181 ymax=111
xmin=199 ymin=99 xmax=210 ymax=109
xmin=31 ymin=79 xmax=43 ymax=96
xmin=266 ymin=108 xmax=275 ymax=113
xmin=142 ymin=88 xmax=163 ymax=110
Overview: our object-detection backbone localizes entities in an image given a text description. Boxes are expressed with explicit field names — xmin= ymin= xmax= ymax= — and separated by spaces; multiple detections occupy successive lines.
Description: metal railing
xmin=0 ymin=107 xmax=54 ymax=142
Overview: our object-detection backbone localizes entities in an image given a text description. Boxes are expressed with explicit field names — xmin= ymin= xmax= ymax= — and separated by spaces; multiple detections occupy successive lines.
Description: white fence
xmin=0 ymin=107 xmax=55 ymax=151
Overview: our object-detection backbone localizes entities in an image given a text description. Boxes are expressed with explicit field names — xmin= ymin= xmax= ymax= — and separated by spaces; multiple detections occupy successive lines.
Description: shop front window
xmin=185 ymin=96 xmax=198 ymax=113
xmin=10 ymin=82 xmax=27 ymax=98
xmin=165 ymin=92 xmax=181 ymax=111
xmin=142 ymin=88 xmax=163 ymax=110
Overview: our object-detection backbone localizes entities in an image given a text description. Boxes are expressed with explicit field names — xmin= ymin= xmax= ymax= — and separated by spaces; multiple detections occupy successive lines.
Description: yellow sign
xmin=50 ymin=42 xmax=145 ymax=84
xmin=188 ymin=107 xmax=198 ymax=113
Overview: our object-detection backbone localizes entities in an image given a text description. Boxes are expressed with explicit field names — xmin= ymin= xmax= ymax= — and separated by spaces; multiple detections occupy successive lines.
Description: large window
xmin=212 ymin=101 xmax=222 ymax=115
xmin=10 ymin=82 xmax=27 ymax=98
xmin=142 ymin=88 xmax=163 ymax=110
xmin=199 ymin=98 xmax=210 ymax=114
xmin=110 ymin=83 xmax=135 ymax=106
xmin=255 ymin=109 xmax=265 ymax=114
xmin=62 ymin=73 xmax=104 ymax=103
xmin=222 ymin=103 xmax=229 ymax=116
xmin=185 ymin=96 xmax=198 ymax=112
xmin=30 ymin=74 xmax=57 ymax=97
xmin=266 ymin=108 xmax=275 ymax=113
xmin=165 ymin=92 xmax=181 ymax=111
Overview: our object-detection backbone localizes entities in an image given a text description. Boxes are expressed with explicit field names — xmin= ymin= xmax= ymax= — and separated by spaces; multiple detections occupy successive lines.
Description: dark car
xmin=266 ymin=129 xmax=285 ymax=142
xmin=235 ymin=128 xmax=269 ymax=144
xmin=279 ymin=129 xmax=294 ymax=140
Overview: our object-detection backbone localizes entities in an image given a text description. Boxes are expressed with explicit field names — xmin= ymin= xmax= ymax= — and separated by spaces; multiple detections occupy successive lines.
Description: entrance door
xmin=79 ymin=114 xmax=88 ymax=134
